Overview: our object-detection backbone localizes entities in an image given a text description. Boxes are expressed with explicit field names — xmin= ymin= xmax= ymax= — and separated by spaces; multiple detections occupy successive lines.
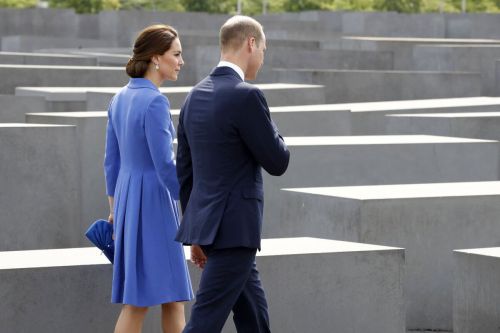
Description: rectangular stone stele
xmin=0 ymin=124 xmax=80 ymax=251
xmin=386 ymin=112 xmax=500 ymax=141
xmin=273 ymin=68 xmax=481 ymax=104
xmin=0 ymin=238 xmax=404 ymax=333
xmin=0 ymin=65 xmax=129 ymax=94
xmin=171 ymin=106 xmax=352 ymax=136
xmin=345 ymin=96 xmax=500 ymax=134
xmin=262 ymin=135 xmax=499 ymax=225
xmin=0 ymin=51 xmax=97 ymax=66
xmin=16 ymin=83 xmax=325 ymax=110
xmin=25 ymin=112 xmax=110 ymax=240
xmin=281 ymin=181 xmax=500 ymax=331
xmin=453 ymin=247 xmax=500 ymax=333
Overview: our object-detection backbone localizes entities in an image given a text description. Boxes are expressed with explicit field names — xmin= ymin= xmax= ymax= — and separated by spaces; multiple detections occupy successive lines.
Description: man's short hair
xmin=220 ymin=15 xmax=264 ymax=51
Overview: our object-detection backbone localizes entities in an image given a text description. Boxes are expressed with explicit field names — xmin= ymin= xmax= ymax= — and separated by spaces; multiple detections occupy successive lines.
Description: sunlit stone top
xmin=0 ymin=238 xmax=400 ymax=270
xmin=284 ymin=181 xmax=500 ymax=200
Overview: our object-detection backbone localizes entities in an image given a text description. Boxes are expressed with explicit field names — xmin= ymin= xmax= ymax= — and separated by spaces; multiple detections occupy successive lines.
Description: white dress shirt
xmin=217 ymin=60 xmax=245 ymax=81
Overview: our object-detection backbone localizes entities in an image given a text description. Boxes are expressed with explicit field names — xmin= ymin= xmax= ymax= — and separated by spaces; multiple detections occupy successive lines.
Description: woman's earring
xmin=155 ymin=63 xmax=159 ymax=71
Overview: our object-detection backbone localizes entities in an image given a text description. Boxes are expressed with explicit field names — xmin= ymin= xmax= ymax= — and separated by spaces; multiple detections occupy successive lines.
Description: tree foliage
xmin=373 ymin=0 xmax=421 ymax=12
xmin=48 ymin=0 xmax=119 ymax=13
xmin=2 ymin=0 xmax=500 ymax=14
xmin=181 ymin=0 xmax=235 ymax=13
xmin=0 ymin=0 xmax=37 ymax=8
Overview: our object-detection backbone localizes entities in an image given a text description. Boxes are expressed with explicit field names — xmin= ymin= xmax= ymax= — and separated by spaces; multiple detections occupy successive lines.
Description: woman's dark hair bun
xmin=125 ymin=24 xmax=178 ymax=78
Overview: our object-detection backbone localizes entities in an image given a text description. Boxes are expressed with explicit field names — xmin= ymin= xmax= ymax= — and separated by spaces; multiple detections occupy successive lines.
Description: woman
xmin=104 ymin=24 xmax=193 ymax=333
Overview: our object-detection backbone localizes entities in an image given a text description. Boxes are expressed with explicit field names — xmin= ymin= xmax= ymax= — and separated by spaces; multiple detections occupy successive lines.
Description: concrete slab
xmin=16 ymin=83 xmax=326 ymax=110
xmin=33 ymin=48 xmax=131 ymax=66
xmin=287 ymin=97 xmax=500 ymax=135
xmin=282 ymin=181 xmax=500 ymax=330
xmin=453 ymin=247 xmax=500 ymax=333
xmin=0 ymin=51 xmax=97 ymax=66
xmin=262 ymin=135 xmax=500 ymax=229
xmin=26 ymin=112 xmax=109 ymax=234
xmin=1 ymin=35 xmax=116 ymax=52
xmin=0 ymin=65 xmax=129 ymax=94
xmin=0 ymin=94 xmax=46 ymax=122
xmin=172 ymin=106 xmax=352 ymax=137
xmin=0 ymin=238 xmax=405 ymax=333
xmin=350 ymin=97 xmax=500 ymax=134
xmin=273 ymin=68 xmax=482 ymax=103
xmin=386 ymin=112 xmax=500 ymax=140
xmin=323 ymin=36 xmax=500 ymax=69
xmin=267 ymin=46 xmax=393 ymax=69
xmin=339 ymin=13 xmax=445 ymax=38
xmin=263 ymin=106 xmax=352 ymax=136
xmin=0 ymin=8 xmax=79 ymax=38
xmin=0 ymin=124 xmax=80 ymax=251
xmin=411 ymin=44 xmax=500 ymax=95
xmin=496 ymin=60 xmax=500 ymax=95
xmin=446 ymin=13 xmax=500 ymax=39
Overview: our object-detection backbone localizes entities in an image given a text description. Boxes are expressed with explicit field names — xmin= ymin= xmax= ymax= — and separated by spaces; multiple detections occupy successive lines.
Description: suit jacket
xmin=175 ymin=66 xmax=290 ymax=249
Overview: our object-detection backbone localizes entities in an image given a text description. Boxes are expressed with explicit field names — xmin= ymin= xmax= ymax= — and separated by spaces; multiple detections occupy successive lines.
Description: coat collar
xmin=127 ymin=78 xmax=160 ymax=91
xmin=209 ymin=66 xmax=244 ymax=82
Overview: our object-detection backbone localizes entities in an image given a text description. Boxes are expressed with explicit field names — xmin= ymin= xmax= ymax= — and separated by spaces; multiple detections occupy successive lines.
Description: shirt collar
xmin=217 ymin=61 xmax=245 ymax=81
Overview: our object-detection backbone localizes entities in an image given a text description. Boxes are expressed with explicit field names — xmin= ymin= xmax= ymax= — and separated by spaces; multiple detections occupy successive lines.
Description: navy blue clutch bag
xmin=85 ymin=219 xmax=114 ymax=263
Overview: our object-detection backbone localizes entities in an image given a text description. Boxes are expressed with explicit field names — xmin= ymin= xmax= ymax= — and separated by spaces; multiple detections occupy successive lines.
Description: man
xmin=175 ymin=15 xmax=290 ymax=332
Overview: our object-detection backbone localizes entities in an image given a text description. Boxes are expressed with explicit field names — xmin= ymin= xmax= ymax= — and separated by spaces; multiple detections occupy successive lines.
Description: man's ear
xmin=248 ymin=37 xmax=256 ymax=52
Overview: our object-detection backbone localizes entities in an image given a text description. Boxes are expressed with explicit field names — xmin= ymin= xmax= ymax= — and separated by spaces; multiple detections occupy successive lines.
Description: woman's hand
xmin=108 ymin=213 xmax=114 ymax=240
xmin=191 ymin=245 xmax=207 ymax=269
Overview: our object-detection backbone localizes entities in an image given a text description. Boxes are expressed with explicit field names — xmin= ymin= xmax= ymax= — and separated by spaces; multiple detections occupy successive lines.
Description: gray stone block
xmin=386 ymin=112 xmax=500 ymax=140
xmin=33 ymin=48 xmax=131 ymax=66
xmin=77 ymin=14 xmax=100 ymax=39
xmin=0 ymin=65 xmax=129 ymax=94
xmin=262 ymin=135 xmax=500 ymax=226
xmin=347 ymin=97 xmax=500 ymax=134
xmin=0 ymin=124 xmax=80 ymax=251
xmin=497 ymin=60 xmax=500 ymax=95
xmin=17 ymin=83 xmax=326 ymax=111
xmin=1 ymin=35 xmax=117 ymax=52
xmin=446 ymin=13 xmax=500 ymax=39
xmin=262 ymin=97 xmax=500 ymax=135
xmin=26 ymin=112 xmax=108 ymax=235
xmin=281 ymin=182 xmax=500 ymax=330
xmin=176 ymin=106 xmax=351 ymax=137
xmin=411 ymin=45 xmax=500 ymax=95
xmin=0 ymin=94 xmax=46 ymax=122
xmin=323 ymin=36 xmax=500 ymax=70
xmin=97 ymin=10 xmax=228 ymax=47
xmin=341 ymin=12 xmax=446 ymax=37
xmin=273 ymin=68 xmax=482 ymax=103
xmin=0 ymin=51 xmax=97 ymax=66
xmin=262 ymin=105 xmax=351 ymax=136
xmin=0 ymin=8 xmax=78 ymax=38
xmin=453 ymin=247 xmax=500 ymax=333
xmin=0 ymin=62 xmax=217 ymax=93
xmin=256 ymin=47 xmax=395 ymax=82
xmin=0 ymin=238 xmax=405 ymax=333
xmin=266 ymin=47 xmax=393 ymax=70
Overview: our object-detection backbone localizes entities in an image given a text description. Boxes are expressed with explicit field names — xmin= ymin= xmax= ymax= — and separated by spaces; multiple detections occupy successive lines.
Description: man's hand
xmin=191 ymin=245 xmax=207 ymax=269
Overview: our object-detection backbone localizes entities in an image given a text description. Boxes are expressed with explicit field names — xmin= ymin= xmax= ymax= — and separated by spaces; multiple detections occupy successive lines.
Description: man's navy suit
xmin=175 ymin=66 xmax=290 ymax=332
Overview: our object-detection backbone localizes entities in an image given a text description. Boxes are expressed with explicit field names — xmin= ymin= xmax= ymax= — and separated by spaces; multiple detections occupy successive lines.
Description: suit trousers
xmin=183 ymin=246 xmax=271 ymax=333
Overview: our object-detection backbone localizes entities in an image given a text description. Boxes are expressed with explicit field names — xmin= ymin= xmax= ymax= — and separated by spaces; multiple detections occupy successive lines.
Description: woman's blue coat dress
xmin=104 ymin=78 xmax=193 ymax=306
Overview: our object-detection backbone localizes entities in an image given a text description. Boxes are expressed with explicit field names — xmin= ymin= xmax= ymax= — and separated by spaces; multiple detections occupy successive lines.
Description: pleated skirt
xmin=111 ymin=170 xmax=193 ymax=306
